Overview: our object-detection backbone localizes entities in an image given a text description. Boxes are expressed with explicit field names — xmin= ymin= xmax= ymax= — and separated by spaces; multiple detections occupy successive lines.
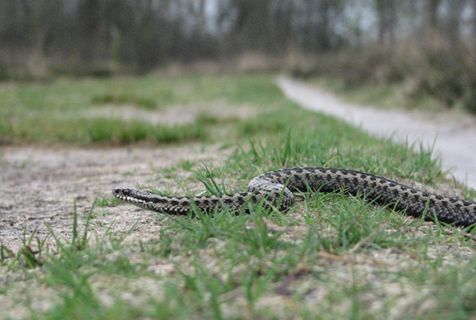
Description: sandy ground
xmin=0 ymin=144 xmax=227 ymax=252
xmin=84 ymin=102 xmax=257 ymax=125
xmin=0 ymin=100 xmax=257 ymax=253
xmin=278 ymin=77 xmax=476 ymax=190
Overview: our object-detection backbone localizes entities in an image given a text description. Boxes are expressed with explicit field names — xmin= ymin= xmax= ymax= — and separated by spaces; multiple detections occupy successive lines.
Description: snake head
xmin=113 ymin=187 xmax=133 ymax=199
xmin=112 ymin=188 xmax=163 ymax=205
xmin=112 ymin=187 xmax=192 ymax=214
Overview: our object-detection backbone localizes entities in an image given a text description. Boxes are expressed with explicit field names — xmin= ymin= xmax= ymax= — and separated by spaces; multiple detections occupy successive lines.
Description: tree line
xmin=1 ymin=0 xmax=476 ymax=112
xmin=1 ymin=0 xmax=474 ymax=71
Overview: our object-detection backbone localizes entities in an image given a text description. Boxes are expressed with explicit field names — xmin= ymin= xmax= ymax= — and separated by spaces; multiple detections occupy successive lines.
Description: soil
xmin=0 ymin=100 xmax=258 ymax=253
xmin=0 ymin=144 xmax=227 ymax=252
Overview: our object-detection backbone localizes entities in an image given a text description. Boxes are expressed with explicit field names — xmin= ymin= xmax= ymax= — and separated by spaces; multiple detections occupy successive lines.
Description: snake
xmin=112 ymin=167 xmax=476 ymax=227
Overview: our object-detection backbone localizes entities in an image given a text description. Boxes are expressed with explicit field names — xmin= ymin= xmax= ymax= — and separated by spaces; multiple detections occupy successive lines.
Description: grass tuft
xmin=91 ymin=92 xmax=157 ymax=109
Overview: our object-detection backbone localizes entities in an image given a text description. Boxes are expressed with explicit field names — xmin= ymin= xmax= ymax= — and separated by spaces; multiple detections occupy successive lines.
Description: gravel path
xmin=277 ymin=77 xmax=476 ymax=190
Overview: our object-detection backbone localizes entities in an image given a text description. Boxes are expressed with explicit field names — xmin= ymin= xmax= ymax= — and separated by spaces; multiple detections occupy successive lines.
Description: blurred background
xmin=1 ymin=0 xmax=476 ymax=112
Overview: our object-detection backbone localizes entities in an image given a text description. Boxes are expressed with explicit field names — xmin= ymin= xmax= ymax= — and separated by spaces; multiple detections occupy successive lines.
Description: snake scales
xmin=113 ymin=167 xmax=476 ymax=227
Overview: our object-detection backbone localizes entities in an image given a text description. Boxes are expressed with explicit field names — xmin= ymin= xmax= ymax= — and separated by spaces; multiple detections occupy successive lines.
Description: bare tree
xmin=0 ymin=0 xmax=475 ymax=83
xmin=443 ymin=0 xmax=466 ymax=43
xmin=374 ymin=0 xmax=397 ymax=45
xmin=78 ymin=0 xmax=98 ymax=59
xmin=423 ymin=0 xmax=441 ymax=36
xmin=473 ymin=0 xmax=476 ymax=36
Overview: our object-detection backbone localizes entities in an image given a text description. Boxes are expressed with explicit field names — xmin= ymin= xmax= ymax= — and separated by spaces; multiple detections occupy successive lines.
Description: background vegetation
xmin=1 ymin=0 xmax=476 ymax=112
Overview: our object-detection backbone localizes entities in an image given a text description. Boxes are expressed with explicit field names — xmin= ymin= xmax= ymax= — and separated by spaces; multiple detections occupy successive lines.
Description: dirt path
xmin=0 ymin=145 xmax=226 ymax=252
xmin=278 ymin=77 xmax=476 ymax=190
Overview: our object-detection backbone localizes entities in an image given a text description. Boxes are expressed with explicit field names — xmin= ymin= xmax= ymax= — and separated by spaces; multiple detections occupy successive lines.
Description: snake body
xmin=113 ymin=167 xmax=476 ymax=227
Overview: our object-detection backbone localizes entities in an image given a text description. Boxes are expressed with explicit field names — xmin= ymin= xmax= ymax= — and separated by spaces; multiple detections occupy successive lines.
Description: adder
xmin=113 ymin=167 xmax=476 ymax=227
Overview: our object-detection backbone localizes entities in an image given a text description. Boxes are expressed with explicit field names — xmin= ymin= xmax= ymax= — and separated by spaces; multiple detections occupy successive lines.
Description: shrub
xmin=292 ymin=42 xmax=476 ymax=113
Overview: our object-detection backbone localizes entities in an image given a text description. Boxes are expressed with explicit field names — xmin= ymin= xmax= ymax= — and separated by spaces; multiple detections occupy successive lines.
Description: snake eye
xmin=113 ymin=188 xmax=132 ymax=198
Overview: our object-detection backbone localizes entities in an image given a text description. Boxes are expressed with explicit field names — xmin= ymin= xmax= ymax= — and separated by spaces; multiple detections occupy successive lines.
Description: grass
xmin=95 ymin=196 xmax=123 ymax=208
xmin=91 ymin=92 xmax=157 ymax=110
xmin=0 ymin=73 xmax=475 ymax=319
xmin=308 ymin=76 xmax=448 ymax=111
xmin=0 ymin=74 xmax=267 ymax=145
xmin=1 ymin=116 xmax=207 ymax=145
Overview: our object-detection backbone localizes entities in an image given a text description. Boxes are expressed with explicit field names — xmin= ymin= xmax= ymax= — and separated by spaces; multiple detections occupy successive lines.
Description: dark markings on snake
xmin=113 ymin=167 xmax=476 ymax=227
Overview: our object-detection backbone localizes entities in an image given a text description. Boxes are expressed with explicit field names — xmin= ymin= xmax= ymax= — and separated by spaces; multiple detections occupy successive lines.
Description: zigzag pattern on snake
xmin=113 ymin=167 xmax=476 ymax=227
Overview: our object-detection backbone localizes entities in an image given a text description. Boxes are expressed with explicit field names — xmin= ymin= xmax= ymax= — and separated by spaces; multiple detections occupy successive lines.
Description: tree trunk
xmin=375 ymin=0 xmax=396 ymax=46
xmin=78 ymin=0 xmax=101 ymax=62
xmin=472 ymin=0 xmax=476 ymax=37
xmin=445 ymin=0 xmax=465 ymax=43
xmin=423 ymin=0 xmax=441 ymax=36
